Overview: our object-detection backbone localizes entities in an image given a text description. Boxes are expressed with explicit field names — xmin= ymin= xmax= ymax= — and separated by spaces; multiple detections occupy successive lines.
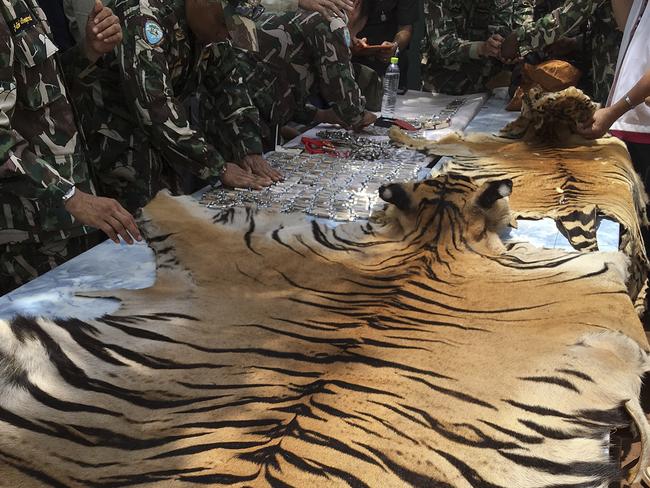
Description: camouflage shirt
xmin=422 ymin=0 xmax=534 ymax=94
xmin=239 ymin=10 xmax=367 ymax=127
xmin=75 ymin=0 xmax=262 ymax=181
xmin=516 ymin=0 xmax=622 ymax=103
xmin=424 ymin=0 xmax=534 ymax=64
xmin=0 ymin=0 xmax=93 ymax=243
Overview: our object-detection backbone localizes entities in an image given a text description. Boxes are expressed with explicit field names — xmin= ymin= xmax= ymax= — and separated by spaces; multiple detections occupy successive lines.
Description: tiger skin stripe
xmin=390 ymin=127 xmax=649 ymax=301
xmin=0 ymin=174 xmax=648 ymax=488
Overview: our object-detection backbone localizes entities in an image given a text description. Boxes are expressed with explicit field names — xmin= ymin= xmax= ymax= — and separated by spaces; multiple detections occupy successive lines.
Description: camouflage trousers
xmin=0 ymin=233 xmax=102 ymax=296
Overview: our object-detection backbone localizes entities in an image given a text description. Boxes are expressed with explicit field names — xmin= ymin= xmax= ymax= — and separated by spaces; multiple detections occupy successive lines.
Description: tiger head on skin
xmin=378 ymin=173 xmax=514 ymax=255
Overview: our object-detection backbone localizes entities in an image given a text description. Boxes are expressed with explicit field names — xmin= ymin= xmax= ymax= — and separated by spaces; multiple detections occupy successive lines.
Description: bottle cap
xmin=390 ymin=57 xmax=399 ymax=64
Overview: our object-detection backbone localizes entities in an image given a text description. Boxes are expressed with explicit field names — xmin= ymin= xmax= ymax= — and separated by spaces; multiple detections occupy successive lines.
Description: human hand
xmin=348 ymin=0 xmax=366 ymax=26
xmin=299 ymin=0 xmax=354 ymax=20
xmin=576 ymin=107 xmax=618 ymax=139
xmin=378 ymin=41 xmax=398 ymax=63
xmin=499 ymin=32 xmax=519 ymax=62
xmin=64 ymin=190 xmax=142 ymax=244
xmin=238 ymin=154 xmax=283 ymax=183
xmin=352 ymin=111 xmax=378 ymax=131
xmin=351 ymin=37 xmax=369 ymax=56
xmin=478 ymin=34 xmax=504 ymax=58
xmin=220 ymin=162 xmax=272 ymax=190
xmin=85 ymin=0 xmax=122 ymax=63
xmin=315 ymin=108 xmax=347 ymax=127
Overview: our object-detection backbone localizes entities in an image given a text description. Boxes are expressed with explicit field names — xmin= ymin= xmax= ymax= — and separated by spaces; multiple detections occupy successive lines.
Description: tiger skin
xmin=0 ymin=174 xmax=648 ymax=487
xmin=390 ymin=126 xmax=649 ymax=301
xmin=500 ymin=86 xmax=598 ymax=144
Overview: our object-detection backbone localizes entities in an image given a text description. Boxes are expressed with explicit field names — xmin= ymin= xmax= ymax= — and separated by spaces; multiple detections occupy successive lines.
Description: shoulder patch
xmin=10 ymin=14 xmax=36 ymax=35
xmin=144 ymin=20 xmax=164 ymax=46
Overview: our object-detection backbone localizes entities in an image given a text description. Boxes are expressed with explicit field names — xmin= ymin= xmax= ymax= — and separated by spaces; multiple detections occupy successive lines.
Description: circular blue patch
xmin=144 ymin=20 xmax=164 ymax=46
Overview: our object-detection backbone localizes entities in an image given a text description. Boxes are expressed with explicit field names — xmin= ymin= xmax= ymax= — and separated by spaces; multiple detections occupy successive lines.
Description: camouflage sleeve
xmin=116 ymin=10 xmax=226 ymax=180
xmin=310 ymin=16 xmax=365 ymax=126
xmin=59 ymin=44 xmax=94 ymax=84
xmin=516 ymin=0 xmax=600 ymax=56
xmin=0 ymin=19 xmax=73 ymax=201
xmin=513 ymin=0 xmax=535 ymax=27
xmin=424 ymin=0 xmax=483 ymax=62
xmin=201 ymin=42 xmax=263 ymax=161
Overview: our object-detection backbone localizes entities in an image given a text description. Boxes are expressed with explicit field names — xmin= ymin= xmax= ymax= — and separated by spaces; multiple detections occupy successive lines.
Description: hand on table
xmin=352 ymin=111 xmax=378 ymax=131
xmin=64 ymin=190 xmax=142 ymax=244
xmin=299 ymin=0 xmax=354 ymax=20
xmin=85 ymin=0 xmax=123 ymax=63
xmin=220 ymin=162 xmax=272 ymax=190
xmin=315 ymin=109 xmax=375 ymax=131
xmin=238 ymin=154 xmax=283 ymax=183
xmin=315 ymin=108 xmax=347 ymax=126
xmin=576 ymin=107 xmax=618 ymax=139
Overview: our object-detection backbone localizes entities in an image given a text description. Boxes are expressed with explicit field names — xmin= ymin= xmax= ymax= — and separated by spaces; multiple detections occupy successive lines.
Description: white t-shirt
xmin=609 ymin=0 xmax=650 ymax=133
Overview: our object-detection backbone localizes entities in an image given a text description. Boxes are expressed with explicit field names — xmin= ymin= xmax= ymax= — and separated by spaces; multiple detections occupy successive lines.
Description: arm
xmin=313 ymin=18 xmax=366 ymax=126
xmin=202 ymin=43 xmax=263 ymax=163
xmin=394 ymin=0 xmax=416 ymax=51
xmin=425 ymin=0 xmax=487 ymax=62
xmin=611 ymin=0 xmax=634 ymax=30
xmin=394 ymin=25 xmax=413 ymax=52
xmin=0 ymin=19 xmax=74 ymax=202
xmin=202 ymin=43 xmax=282 ymax=183
xmin=578 ymin=69 xmax=650 ymax=139
xmin=117 ymin=12 xmax=226 ymax=182
xmin=516 ymin=0 xmax=600 ymax=56
xmin=117 ymin=10 xmax=271 ymax=188
xmin=0 ymin=19 xmax=140 ymax=243
xmin=61 ymin=2 xmax=122 ymax=86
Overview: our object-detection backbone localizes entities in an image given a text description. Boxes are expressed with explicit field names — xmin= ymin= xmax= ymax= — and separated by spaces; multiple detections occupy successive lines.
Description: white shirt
xmin=609 ymin=0 xmax=650 ymax=133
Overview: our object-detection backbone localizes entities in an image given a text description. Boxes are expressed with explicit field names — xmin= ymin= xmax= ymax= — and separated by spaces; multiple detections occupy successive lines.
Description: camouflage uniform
xmin=236 ymin=9 xmax=380 ymax=137
xmin=0 ymin=0 xmax=99 ymax=295
xmin=516 ymin=0 xmax=622 ymax=104
xmin=73 ymin=0 xmax=263 ymax=213
xmin=422 ymin=0 xmax=534 ymax=95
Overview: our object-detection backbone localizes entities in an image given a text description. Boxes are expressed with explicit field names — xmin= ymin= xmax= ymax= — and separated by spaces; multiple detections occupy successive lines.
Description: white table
xmin=0 ymin=92 xmax=620 ymax=320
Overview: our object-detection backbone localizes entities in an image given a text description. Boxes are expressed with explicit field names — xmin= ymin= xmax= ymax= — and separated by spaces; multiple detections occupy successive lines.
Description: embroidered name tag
xmin=10 ymin=14 xmax=35 ymax=35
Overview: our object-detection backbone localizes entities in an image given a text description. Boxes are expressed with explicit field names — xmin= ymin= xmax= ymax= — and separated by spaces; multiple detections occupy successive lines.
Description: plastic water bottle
xmin=380 ymin=57 xmax=400 ymax=119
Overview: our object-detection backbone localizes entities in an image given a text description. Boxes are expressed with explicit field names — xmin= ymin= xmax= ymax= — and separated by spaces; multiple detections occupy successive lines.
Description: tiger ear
xmin=477 ymin=179 xmax=513 ymax=209
xmin=379 ymin=183 xmax=412 ymax=211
